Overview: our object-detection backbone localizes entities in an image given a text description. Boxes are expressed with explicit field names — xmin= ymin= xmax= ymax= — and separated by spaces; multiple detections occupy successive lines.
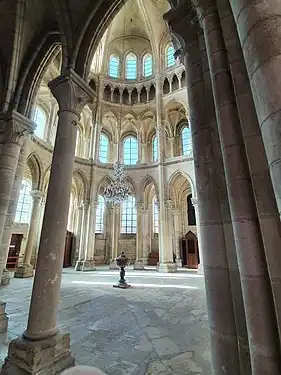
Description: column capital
xmin=135 ymin=203 xmax=144 ymax=212
xmin=191 ymin=0 xmax=217 ymax=21
xmin=164 ymin=3 xmax=199 ymax=54
xmin=93 ymin=201 xmax=99 ymax=209
xmin=0 ymin=110 xmax=36 ymax=146
xmin=48 ymin=69 xmax=95 ymax=117
xmin=30 ymin=190 xmax=44 ymax=204
xmin=165 ymin=200 xmax=174 ymax=210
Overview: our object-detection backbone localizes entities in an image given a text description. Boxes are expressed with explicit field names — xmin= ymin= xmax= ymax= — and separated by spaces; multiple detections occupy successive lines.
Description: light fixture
xmin=104 ymin=162 xmax=130 ymax=204
xmin=104 ymin=3 xmax=130 ymax=205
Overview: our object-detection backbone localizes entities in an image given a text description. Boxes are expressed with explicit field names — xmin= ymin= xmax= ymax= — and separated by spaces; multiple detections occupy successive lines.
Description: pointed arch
xmin=96 ymin=175 xmax=114 ymax=200
xmin=26 ymin=152 xmax=43 ymax=190
xmin=73 ymin=169 xmax=89 ymax=201
xmin=140 ymin=175 xmax=159 ymax=208
xmin=168 ymin=170 xmax=196 ymax=203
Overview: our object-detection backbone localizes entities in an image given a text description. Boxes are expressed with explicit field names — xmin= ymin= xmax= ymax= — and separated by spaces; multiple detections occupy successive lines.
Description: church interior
xmin=0 ymin=0 xmax=281 ymax=374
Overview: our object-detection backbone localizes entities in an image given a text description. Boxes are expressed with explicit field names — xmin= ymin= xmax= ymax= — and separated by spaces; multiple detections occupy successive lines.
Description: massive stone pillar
xmin=14 ymin=190 xmax=44 ymax=278
xmin=134 ymin=203 xmax=145 ymax=270
xmin=195 ymin=2 xmax=281 ymax=373
xmin=219 ymin=0 xmax=281 ymax=341
xmin=229 ymin=0 xmax=281 ymax=221
xmin=165 ymin=5 xmax=242 ymax=375
xmin=1 ymin=69 xmax=94 ymax=375
xmin=0 ymin=112 xmax=34 ymax=279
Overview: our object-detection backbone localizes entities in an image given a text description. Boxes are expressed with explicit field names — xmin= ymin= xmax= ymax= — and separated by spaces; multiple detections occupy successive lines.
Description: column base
xmin=1 ymin=332 xmax=74 ymax=375
xmin=197 ymin=263 xmax=204 ymax=275
xmin=133 ymin=260 xmax=144 ymax=270
xmin=79 ymin=259 xmax=96 ymax=272
xmin=0 ymin=302 xmax=8 ymax=333
xmin=109 ymin=261 xmax=119 ymax=270
xmin=176 ymin=258 xmax=182 ymax=268
xmin=1 ymin=270 xmax=10 ymax=286
xmin=157 ymin=262 xmax=177 ymax=273
xmin=14 ymin=264 xmax=34 ymax=279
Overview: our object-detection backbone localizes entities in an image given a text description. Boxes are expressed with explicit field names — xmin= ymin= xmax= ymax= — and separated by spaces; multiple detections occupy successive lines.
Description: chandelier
xmin=104 ymin=162 xmax=130 ymax=204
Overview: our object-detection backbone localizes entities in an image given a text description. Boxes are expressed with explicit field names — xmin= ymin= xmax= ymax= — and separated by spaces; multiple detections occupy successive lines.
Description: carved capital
xmin=30 ymin=190 xmax=44 ymax=204
xmin=135 ymin=203 xmax=144 ymax=212
xmin=0 ymin=111 xmax=36 ymax=146
xmin=191 ymin=0 xmax=217 ymax=22
xmin=164 ymin=2 xmax=199 ymax=56
xmin=93 ymin=201 xmax=99 ymax=209
xmin=48 ymin=68 xmax=95 ymax=117
xmin=165 ymin=200 xmax=174 ymax=210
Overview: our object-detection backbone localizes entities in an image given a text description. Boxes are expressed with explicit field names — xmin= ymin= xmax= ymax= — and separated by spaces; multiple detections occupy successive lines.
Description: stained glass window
xmin=153 ymin=196 xmax=159 ymax=234
xmin=126 ymin=53 xmax=137 ymax=80
xmin=95 ymin=195 xmax=105 ymax=233
xmin=166 ymin=44 xmax=175 ymax=68
xmin=123 ymin=136 xmax=138 ymax=165
xmin=121 ymin=195 xmax=137 ymax=233
xmin=109 ymin=55 xmax=119 ymax=78
xmin=182 ymin=126 xmax=192 ymax=156
xmin=143 ymin=54 xmax=153 ymax=77
xmin=152 ymin=135 xmax=158 ymax=161
xmin=15 ymin=179 xmax=32 ymax=223
xmin=34 ymin=107 xmax=46 ymax=139
xmin=99 ymin=133 xmax=109 ymax=163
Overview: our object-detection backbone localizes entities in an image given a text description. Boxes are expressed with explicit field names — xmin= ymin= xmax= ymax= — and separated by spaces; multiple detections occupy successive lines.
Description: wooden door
xmin=185 ymin=231 xmax=199 ymax=269
xmin=63 ymin=231 xmax=73 ymax=267
xmin=7 ymin=234 xmax=23 ymax=269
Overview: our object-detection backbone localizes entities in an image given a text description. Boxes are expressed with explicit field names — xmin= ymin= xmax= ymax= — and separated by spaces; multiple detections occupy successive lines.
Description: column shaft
xmin=134 ymin=203 xmax=144 ymax=270
xmin=165 ymin=6 xmax=241 ymax=373
xmin=219 ymin=0 xmax=281 ymax=341
xmin=0 ymin=143 xmax=26 ymax=285
xmin=109 ymin=205 xmax=120 ymax=269
xmin=14 ymin=190 xmax=43 ymax=278
xmin=201 ymin=7 xmax=281 ymax=373
xmin=229 ymin=0 xmax=281 ymax=220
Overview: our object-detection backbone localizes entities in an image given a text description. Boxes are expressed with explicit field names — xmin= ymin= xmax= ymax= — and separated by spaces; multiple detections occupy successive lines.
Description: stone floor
xmin=0 ymin=267 xmax=212 ymax=375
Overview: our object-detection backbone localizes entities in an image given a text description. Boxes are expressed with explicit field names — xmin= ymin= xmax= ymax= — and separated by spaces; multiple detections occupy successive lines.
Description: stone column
xmin=229 ymin=0 xmax=281 ymax=221
xmin=165 ymin=5 xmax=241 ymax=375
xmin=0 ymin=145 xmax=27 ymax=332
xmin=155 ymin=77 xmax=176 ymax=273
xmin=219 ymin=0 xmax=281 ymax=342
xmin=168 ymin=136 xmax=174 ymax=158
xmin=196 ymin=3 xmax=281 ymax=373
xmin=191 ymin=198 xmax=204 ymax=274
xmin=74 ymin=203 xmax=83 ymax=262
xmin=134 ymin=203 xmax=145 ymax=270
xmin=142 ymin=209 xmax=150 ymax=265
xmin=14 ymin=190 xmax=44 ymax=278
xmin=0 ymin=112 xmax=34 ymax=278
xmin=81 ymin=200 xmax=97 ymax=271
xmin=75 ymin=200 xmax=93 ymax=271
xmin=109 ymin=205 xmax=120 ymax=269
xmin=173 ymin=208 xmax=182 ymax=267
xmin=2 ymin=69 xmax=94 ymax=375
xmin=0 ymin=143 xmax=27 ymax=286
